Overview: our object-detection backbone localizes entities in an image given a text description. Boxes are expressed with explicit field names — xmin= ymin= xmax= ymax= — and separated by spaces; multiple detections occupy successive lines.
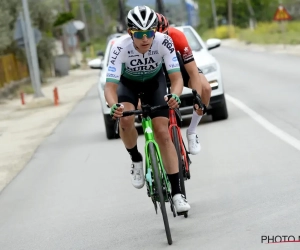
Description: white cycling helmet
xmin=127 ymin=6 xmax=158 ymax=30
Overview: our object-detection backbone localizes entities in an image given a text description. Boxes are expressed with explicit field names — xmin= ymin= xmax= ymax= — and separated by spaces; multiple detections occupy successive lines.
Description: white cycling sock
xmin=187 ymin=110 xmax=202 ymax=135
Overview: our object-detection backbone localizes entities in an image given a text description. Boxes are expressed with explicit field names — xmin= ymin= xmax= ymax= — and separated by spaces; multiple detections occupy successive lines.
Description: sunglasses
xmin=130 ymin=29 xmax=156 ymax=39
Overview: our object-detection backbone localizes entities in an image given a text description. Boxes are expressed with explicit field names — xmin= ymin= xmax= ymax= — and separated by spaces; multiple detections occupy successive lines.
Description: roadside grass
xmin=200 ymin=21 xmax=300 ymax=44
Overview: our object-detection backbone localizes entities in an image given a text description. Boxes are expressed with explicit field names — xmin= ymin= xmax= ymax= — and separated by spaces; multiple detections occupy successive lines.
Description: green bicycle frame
xmin=142 ymin=116 xmax=171 ymax=199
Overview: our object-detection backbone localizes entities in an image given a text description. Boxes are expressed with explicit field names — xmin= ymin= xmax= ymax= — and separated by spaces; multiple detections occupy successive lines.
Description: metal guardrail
xmin=0 ymin=54 xmax=29 ymax=88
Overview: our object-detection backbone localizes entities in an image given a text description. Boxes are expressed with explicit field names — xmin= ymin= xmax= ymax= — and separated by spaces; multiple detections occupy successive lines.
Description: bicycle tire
xmin=171 ymin=126 xmax=186 ymax=198
xmin=148 ymin=142 xmax=172 ymax=245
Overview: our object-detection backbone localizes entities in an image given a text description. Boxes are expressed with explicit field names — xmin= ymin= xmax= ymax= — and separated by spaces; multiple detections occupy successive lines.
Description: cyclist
xmin=104 ymin=6 xmax=190 ymax=213
xmin=156 ymin=13 xmax=212 ymax=155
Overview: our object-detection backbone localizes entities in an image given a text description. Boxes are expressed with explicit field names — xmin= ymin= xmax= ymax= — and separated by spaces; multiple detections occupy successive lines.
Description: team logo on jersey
xmin=169 ymin=63 xmax=179 ymax=68
xmin=172 ymin=56 xmax=177 ymax=62
xmin=184 ymin=47 xmax=189 ymax=52
xmin=148 ymin=50 xmax=158 ymax=55
xmin=162 ymin=39 xmax=175 ymax=53
xmin=110 ymin=46 xmax=123 ymax=65
xmin=107 ymin=73 xmax=118 ymax=78
xmin=128 ymin=56 xmax=159 ymax=71
xmin=108 ymin=66 xmax=116 ymax=72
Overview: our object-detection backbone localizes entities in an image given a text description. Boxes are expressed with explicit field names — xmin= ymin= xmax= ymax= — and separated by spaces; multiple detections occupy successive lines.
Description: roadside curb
xmin=221 ymin=38 xmax=300 ymax=56
xmin=0 ymin=68 xmax=99 ymax=193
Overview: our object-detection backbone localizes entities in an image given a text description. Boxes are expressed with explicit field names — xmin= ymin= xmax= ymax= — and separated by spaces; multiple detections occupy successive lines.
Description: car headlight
xmin=200 ymin=63 xmax=217 ymax=75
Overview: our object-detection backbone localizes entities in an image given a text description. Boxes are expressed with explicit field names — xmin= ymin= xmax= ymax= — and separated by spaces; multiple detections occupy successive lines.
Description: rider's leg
xmin=118 ymin=82 xmax=144 ymax=189
xmin=150 ymin=71 xmax=190 ymax=212
xmin=187 ymin=71 xmax=211 ymax=133
xmin=152 ymin=117 xmax=190 ymax=212
xmin=186 ymin=70 xmax=211 ymax=155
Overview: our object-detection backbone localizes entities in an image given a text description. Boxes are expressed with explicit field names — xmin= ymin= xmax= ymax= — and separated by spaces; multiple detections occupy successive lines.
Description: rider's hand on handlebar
xmin=193 ymin=91 xmax=207 ymax=116
xmin=110 ymin=103 xmax=124 ymax=119
xmin=194 ymin=104 xmax=204 ymax=116
xmin=164 ymin=94 xmax=181 ymax=109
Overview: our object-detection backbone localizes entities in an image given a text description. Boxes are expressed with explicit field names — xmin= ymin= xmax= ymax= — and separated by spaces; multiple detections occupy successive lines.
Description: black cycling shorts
xmin=117 ymin=68 xmax=168 ymax=119
xmin=163 ymin=51 xmax=203 ymax=87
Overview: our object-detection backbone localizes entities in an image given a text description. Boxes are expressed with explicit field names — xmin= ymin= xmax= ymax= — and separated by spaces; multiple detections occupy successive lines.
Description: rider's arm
xmin=174 ymin=30 xmax=210 ymax=105
xmin=104 ymin=43 xmax=124 ymax=107
xmin=160 ymin=35 xmax=183 ymax=97
xmin=184 ymin=61 xmax=203 ymax=96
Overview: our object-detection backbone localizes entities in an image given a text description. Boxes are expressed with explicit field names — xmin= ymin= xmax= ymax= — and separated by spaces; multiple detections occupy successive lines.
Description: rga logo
xmin=172 ymin=56 xmax=177 ymax=62
xmin=108 ymin=66 xmax=116 ymax=72
xmin=162 ymin=39 xmax=174 ymax=53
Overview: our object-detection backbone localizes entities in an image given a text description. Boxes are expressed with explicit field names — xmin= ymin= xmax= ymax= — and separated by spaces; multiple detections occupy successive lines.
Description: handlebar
xmin=114 ymin=93 xmax=173 ymax=135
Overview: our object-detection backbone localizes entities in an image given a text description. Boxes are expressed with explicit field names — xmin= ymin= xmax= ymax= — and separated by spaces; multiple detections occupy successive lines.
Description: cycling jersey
xmin=106 ymin=32 xmax=180 ymax=83
xmin=167 ymin=27 xmax=194 ymax=64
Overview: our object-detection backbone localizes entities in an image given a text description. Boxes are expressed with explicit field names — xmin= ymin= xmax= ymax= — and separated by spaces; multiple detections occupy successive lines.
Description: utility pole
xmin=80 ymin=1 xmax=90 ymax=43
xmin=98 ymin=0 xmax=108 ymax=33
xmin=227 ymin=0 xmax=233 ymax=38
xmin=19 ymin=12 xmax=35 ymax=95
xmin=227 ymin=0 xmax=233 ymax=26
xmin=211 ymin=0 xmax=218 ymax=29
xmin=21 ymin=0 xmax=44 ymax=98
xmin=118 ymin=0 xmax=127 ymax=32
xmin=64 ymin=0 xmax=71 ymax=12
xmin=157 ymin=0 xmax=165 ymax=16
xmin=245 ymin=0 xmax=256 ymax=30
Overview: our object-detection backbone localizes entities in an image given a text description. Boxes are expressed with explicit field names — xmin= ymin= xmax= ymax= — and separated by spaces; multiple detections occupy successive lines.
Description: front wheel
xmin=171 ymin=126 xmax=186 ymax=198
xmin=148 ymin=142 xmax=172 ymax=245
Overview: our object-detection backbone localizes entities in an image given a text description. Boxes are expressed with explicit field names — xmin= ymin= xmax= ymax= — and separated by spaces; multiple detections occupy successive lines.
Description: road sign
xmin=273 ymin=5 xmax=292 ymax=21
xmin=13 ymin=17 xmax=42 ymax=48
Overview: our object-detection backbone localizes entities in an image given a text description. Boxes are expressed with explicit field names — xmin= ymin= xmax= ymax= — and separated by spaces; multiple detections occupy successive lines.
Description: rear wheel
xmin=171 ymin=126 xmax=186 ymax=198
xmin=149 ymin=142 xmax=172 ymax=245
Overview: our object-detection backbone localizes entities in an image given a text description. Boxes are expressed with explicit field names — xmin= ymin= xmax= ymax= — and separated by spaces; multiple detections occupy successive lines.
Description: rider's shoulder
xmin=155 ymin=32 xmax=173 ymax=42
xmin=111 ymin=34 xmax=131 ymax=47
xmin=168 ymin=27 xmax=185 ymax=38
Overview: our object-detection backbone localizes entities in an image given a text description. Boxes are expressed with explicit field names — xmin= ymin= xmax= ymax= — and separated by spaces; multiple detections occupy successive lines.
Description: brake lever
xmin=192 ymin=89 xmax=207 ymax=114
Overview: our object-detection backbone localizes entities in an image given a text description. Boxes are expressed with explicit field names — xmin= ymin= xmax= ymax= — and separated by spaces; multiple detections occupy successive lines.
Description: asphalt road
xmin=1 ymin=48 xmax=300 ymax=250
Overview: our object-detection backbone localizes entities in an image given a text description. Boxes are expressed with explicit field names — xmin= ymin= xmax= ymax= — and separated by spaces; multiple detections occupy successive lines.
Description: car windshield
xmin=181 ymin=27 xmax=202 ymax=51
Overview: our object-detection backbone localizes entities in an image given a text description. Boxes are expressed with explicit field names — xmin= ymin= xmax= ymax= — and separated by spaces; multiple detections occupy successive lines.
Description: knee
xmin=202 ymin=78 xmax=211 ymax=96
xmin=155 ymin=126 xmax=171 ymax=145
xmin=119 ymin=117 xmax=135 ymax=131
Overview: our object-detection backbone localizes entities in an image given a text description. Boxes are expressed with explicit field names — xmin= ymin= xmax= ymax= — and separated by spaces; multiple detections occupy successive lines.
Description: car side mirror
xmin=88 ymin=58 xmax=103 ymax=70
xmin=206 ymin=38 xmax=221 ymax=50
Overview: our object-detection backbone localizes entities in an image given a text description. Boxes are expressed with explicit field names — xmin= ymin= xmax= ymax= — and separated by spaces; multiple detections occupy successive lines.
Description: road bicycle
xmin=167 ymin=86 xmax=205 ymax=218
xmin=115 ymin=92 xmax=177 ymax=245
xmin=166 ymin=84 xmax=191 ymax=207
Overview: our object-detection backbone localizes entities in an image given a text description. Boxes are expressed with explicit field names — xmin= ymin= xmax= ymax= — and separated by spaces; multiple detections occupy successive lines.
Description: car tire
xmin=211 ymin=95 xmax=228 ymax=121
xmin=104 ymin=114 xmax=117 ymax=139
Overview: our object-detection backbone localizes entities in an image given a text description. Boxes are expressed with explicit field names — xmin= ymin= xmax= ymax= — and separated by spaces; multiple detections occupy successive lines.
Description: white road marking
xmin=225 ymin=94 xmax=300 ymax=152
